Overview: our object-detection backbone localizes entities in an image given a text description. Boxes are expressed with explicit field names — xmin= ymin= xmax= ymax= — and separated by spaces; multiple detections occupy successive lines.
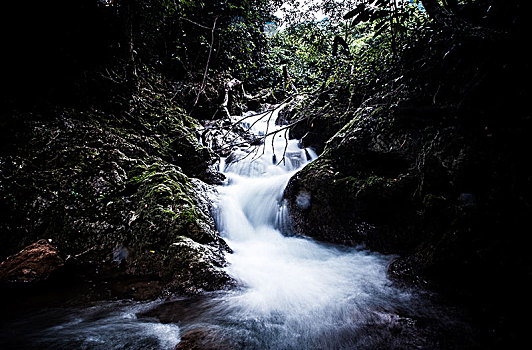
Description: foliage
xmin=267 ymin=1 xmax=427 ymax=95
xmin=2 ymin=0 xmax=283 ymax=113
xmin=3 ymin=0 xmax=527 ymax=117
xmin=266 ymin=0 xmax=527 ymax=98
xmin=127 ymin=1 xmax=269 ymax=73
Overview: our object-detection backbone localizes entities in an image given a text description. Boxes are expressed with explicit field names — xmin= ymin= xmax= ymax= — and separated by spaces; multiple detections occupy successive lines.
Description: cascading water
xmin=0 ymin=107 xmax=476 ymax=350
xmin=202 ymin=107 xmax=420 ymax=348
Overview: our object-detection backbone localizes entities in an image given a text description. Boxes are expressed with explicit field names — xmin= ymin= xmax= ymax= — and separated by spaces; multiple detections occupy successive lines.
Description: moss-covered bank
xmin=284 ymin=29 xmax=532 ymax=347
xmin=0 ymin=105 xmax=230 ymax=298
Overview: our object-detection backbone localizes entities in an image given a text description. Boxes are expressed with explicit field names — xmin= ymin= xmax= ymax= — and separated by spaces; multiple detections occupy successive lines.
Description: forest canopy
xmin=3 ymin=0 xmax=526 ymax=114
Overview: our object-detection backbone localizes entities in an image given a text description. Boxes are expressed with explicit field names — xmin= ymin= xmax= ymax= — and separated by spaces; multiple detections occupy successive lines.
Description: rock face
xmin=285 ymin=104 xmax=423 ymax=253
xmin=0 ymin=107 xmax=231 ymax=296
xmin=0 ymin=239 xmax=63 ymax=284
xmin=283 ymin=35 xmax=532 ymax=296
xmin=284 ymin=31 xmax=532 ymax=348
xmin=165 ymin=237 xmax=232 ymax=294
xmin=286 ymin=90 xmax=532 ymax=284
xmin=283 ymin=96 xmax=532 ymax=350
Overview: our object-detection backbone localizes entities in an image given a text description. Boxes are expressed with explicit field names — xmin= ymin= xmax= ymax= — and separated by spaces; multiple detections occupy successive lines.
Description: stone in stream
xmin=164 ymin=237 xmax=232 ymax=294
xmin=175 ymin=328 xmax=234 ymax=350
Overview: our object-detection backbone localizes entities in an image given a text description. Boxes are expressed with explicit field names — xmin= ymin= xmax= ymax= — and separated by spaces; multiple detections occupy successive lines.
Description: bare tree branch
xmin=193 ymin=16 xmax=219 ymax=109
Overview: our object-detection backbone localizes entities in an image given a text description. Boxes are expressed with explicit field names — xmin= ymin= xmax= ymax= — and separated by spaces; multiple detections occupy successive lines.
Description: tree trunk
xmin=121 ymin=0 xmax=138 ymax=92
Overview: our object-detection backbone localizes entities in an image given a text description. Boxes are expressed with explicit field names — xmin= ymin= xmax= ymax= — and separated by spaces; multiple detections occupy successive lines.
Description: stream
xmin=0 ymin=107 xmax=476 ymax=349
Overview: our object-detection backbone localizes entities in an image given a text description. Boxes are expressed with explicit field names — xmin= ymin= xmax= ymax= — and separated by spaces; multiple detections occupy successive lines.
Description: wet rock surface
xmin=285 ymin=104 xmax=422 ymax=253
xmin=164 ymin=237 xmax=232 ymax=294
xmin=175 ymin=328 xmax=234 ymax=350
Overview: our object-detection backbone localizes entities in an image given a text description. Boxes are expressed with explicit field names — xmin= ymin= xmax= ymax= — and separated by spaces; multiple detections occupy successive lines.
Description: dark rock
xmin=276 ymin=104 xmax=293 ymax=125
xmin=284 ymin=77 xmax=531 ymax=284
xmin=285 ymin=154 xmax=418 ymax=252
xmin=0 ymin=239 xmax=63 ymax=284
xmin=175 ymin=328 xmax=234 ymax=350
xmin=164 ymin=237 xmax=232 ymax=294
xmin=282 ymin=31 xmax=532 ymax=347
xmin=200 ymin=166 xmax=226 ymax=185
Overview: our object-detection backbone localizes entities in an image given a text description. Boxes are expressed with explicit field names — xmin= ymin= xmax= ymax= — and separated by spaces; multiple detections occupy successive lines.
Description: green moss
xmin=130 ymin=163 xmax=189 ymax=187
xmin=179 ymin=208 xmax=200 ymax=225
xmin=125 ymin=160 xmax=214 ymax=249
xmin=1 ymin=103 xmax=227 ymax=294
xmin=57 ymin=146 xmax=101 ymax=169
xmin=371 ymin=106 xmax=385 ymax=118
xmin=360 ymin=175 xmax=393 ymax=188
xmin=299 ymin=158 xmax=334 ymax=178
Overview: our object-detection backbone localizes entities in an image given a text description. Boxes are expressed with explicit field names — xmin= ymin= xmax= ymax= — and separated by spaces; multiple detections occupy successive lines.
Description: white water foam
xmin=212 ymin=106 xmax=414 ymax=348
xmin=1 ymin=301 xmax=180 ymax=350
xmin=0 ymin=106 xmax=475 ymax=350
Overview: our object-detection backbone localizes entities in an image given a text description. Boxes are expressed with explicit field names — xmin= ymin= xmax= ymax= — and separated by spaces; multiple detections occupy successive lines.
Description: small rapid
xmin=0 ymin=300 xmax=181 ymax=349
xmin=206 ymin=107 xmax=419 ymax=348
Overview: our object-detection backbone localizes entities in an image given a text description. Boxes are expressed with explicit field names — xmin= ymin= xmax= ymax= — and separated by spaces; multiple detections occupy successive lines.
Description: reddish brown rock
xmin=0 ymin=239 xmax=64 ymax=283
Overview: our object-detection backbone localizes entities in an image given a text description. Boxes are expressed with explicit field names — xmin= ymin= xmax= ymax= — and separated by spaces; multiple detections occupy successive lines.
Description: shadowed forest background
xmin=1 ymin=1 xmax=531 ymax=348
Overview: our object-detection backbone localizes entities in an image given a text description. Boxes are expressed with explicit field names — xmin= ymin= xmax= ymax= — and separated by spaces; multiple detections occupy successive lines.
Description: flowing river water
xmin=0 ymin=107 xmax=476 ymax=349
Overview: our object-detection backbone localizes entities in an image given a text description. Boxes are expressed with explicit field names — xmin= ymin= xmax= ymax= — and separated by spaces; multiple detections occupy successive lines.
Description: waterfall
xmin=0 ymin=107 xmax=475 ymax=350
xmin=210 ymin=107 xmax=417 ymax=348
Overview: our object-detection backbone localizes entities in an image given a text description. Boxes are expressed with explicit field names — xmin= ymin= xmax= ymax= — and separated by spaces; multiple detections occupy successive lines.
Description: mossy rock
xmin=284 ymin=95 xmax=477 ymax=255
xmin=0 ymin=108 xmax=229 ymax=296
xmin=285 ymin=157 xmax=417 ymax=252
xmin=163 ymin=237 xmax=231 ymax=294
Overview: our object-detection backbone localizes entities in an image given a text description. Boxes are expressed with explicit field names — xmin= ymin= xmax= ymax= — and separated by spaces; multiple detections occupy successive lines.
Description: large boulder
xmin=284 ymin=89 xmax=532 ymax=291
xmin=164 ymin=237 xmax=231 ymax=294
xmin=282 ymin=30 xmax=532 ymax=348
xmin=0 ymin=108 xmax=231 ymax=296
xmin=284 ymin=104 xmax=426 ymax=253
